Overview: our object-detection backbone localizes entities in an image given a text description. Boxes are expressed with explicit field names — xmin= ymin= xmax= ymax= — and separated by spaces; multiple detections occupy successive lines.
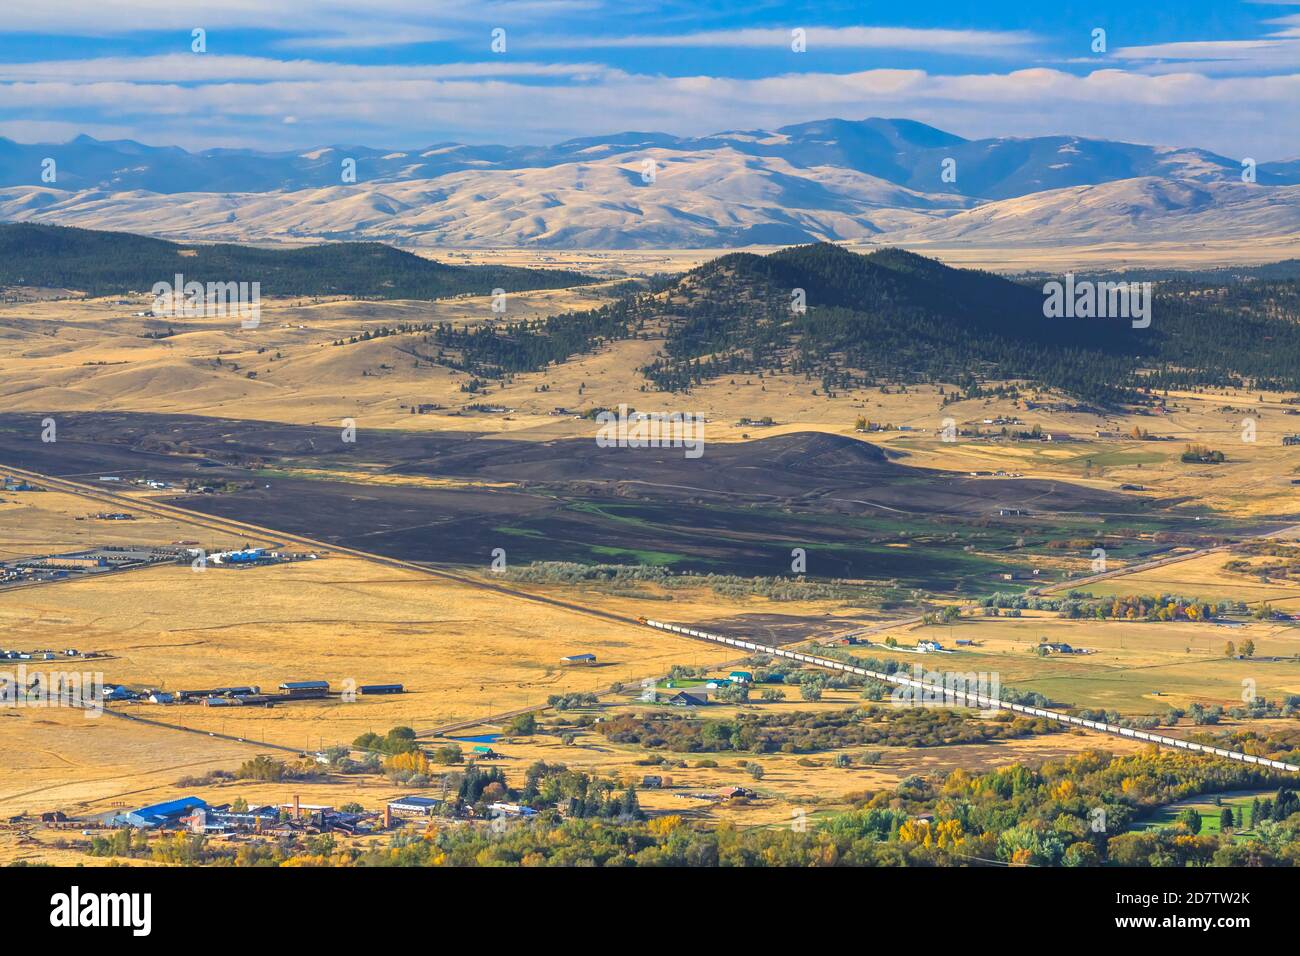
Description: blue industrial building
xmin=112 ymin=796 xmax=209 ymax=829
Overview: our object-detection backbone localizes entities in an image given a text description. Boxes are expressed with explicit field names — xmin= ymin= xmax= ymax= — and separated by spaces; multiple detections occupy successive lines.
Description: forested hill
xmin=435 ymin=241 xmax=1300 ymax=405
xmin=0 ymin=222 xmax=593 ymax=298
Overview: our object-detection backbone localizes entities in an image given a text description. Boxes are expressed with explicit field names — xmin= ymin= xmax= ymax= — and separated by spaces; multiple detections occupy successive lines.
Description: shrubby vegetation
xmin=353 ymin=726 xmax=420 ymax=755
xmin=504 ymin=561 xmax=864 ymax=601
xmin=593 ymin=707 xmax=1061 ymax=753
xmin=981 ymin=589 xmax=1239 ymax=623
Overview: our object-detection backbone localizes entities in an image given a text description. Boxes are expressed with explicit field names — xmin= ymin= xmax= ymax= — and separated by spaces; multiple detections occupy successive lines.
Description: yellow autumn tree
xmin=1051 ymin=779 xmax=1079 ymax=801
xmin=897 ymin=819 xmax=930 ymax=844
xmin=385 ymin=750 xmax=431 ymax=775
xmin=648 ymin=815 xmax=684 ymax=838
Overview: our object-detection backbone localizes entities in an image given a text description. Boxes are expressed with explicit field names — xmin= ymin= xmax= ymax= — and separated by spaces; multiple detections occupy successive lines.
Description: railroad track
xmin=8 ymin=461 xmax=1299 ymax=772
xmin=643 ymin=619 xmax=1300 ymax=774
xmin=0 ymin=463 xmax=649 ymax=631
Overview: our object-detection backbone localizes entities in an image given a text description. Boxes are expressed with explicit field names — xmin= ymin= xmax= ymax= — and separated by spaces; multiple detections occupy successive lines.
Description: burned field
xmin=0 ymin=412 xmax=1247 ymax=592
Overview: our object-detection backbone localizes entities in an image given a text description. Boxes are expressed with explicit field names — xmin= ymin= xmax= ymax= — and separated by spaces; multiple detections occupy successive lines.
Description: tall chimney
xmin=384 ymin=805 xmax=392 ymax=829
xmin=293 ymin=794 xmax=300 ymax=819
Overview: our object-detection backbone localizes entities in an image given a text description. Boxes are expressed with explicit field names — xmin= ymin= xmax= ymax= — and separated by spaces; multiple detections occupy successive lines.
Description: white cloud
xmin=0 ymin=64 xmax=1295 ymax=158
xmin=273 ymin=28 xmax=459 ymax=51
xmin=534 ymin=25 xmax=1036 ymax=55
xmin=1110 ymin=13 xmax=1300 ymax=72
xmin=0 ymin=0 xmax=587 ymax=33
xmin=0 ymin=55 xmax=613 ymax=83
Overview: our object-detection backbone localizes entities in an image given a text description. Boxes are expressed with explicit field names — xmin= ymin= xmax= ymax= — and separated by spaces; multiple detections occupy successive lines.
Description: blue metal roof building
xmin=114 ymin=796 xmax=208 ymax=828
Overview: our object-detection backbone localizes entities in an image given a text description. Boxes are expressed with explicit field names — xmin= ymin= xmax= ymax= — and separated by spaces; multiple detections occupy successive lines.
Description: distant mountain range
xmin=1 ymin=118 xmax=1297 ymax=248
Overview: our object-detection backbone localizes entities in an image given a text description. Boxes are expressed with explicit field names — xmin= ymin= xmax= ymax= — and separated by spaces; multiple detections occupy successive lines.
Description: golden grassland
xmin=427 ymin=700 xmax=1150 ymax=830
xmin=2 ymin=284 xmax=1298 ymax=519
xmin=4 ymin=267 xmax=1300 ymax=863
xmin=842 ymin=236 xmax=1300 ymax=272
xmin=864 ymin=612 xmax=1300 ymax=715
xmin=0 ymin=557 xmax=740 ymax=744
xmin=0 ymin=689 xmax=1148 ymax=836
xmin=0 ymin=489 xmax=253 ymax=563
xmin=0 ymin=706 xmax=260 ymax=815
xmin=1083 ymin=550 xmax=1300 ymax=610
xmin=0 ymin=486 xmax=1162 ymax=857
xmin=428 ymin=240 xmax=1300 ymax=275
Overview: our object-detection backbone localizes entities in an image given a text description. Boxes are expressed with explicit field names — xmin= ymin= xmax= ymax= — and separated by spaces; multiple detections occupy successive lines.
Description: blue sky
xmin=0 ymin=0 xmax=1296 ymax=156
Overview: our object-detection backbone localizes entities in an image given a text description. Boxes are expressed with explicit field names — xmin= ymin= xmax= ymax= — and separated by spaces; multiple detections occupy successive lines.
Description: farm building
xmin=668 ymin=691 xmax=708 ymax=707
xmin=201 ymin=805 xmax=280 ymax=832
xmin=112 ymin=796 xmax=208 ymax=829
xmin=388 ymin=796 xmax=443 ymax=818
xmin=561 ymin=653 xmax=597 ymax=665
xmin=178 ymin=686 xmax=259 ymax=701
xmin=359 ymin=684 xmax=404 ymax=695
xmin=210 ymin=548 xmax=267 ymax=565
xmin=279 ymin=680 xmax=329 ymax=699
xmin=729 ymin=671 xmax=754 ymax=684
xmin=1039 ymin=642 xmax=1075 ymax=654
xmin=916 ymin=640 xmax=944 ymax=653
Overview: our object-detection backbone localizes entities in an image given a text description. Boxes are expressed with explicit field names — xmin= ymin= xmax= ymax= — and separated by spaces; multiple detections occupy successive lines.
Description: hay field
xmin=861 ymin=614 xmax=1300 ymax=714
xmin=0 ymin=706 xmax=260 ymax=815
xmin=0 ymin=488 xmax=252 ymax=563
xmin=1083 ymin=550 xmax=1300 ymax=610
xmin=0 ymin=556 xmax=739 ymax=746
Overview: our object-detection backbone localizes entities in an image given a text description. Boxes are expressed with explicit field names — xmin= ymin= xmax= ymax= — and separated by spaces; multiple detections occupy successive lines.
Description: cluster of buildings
xmin=1 ymin=546 xmax=185 ymax=586
xmin=1037 ymin=641 xmax=1094 ymax=655
xmin=1 ymin=475 xmax=41 ymax=493
xmin=1 ymin=646 xmax=82 ymax=661
xmin=663 ymin=670 xmax=753 ymax=707
xmin=191 ymin=548 xmax=320 ymax=569
xmin=79 ymin=790 xmax=535 ymax=836
xmin=113 ymin=679 xmax=403 ymax=707
xmin=104 ymin=795 xmax=385 ymax=836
